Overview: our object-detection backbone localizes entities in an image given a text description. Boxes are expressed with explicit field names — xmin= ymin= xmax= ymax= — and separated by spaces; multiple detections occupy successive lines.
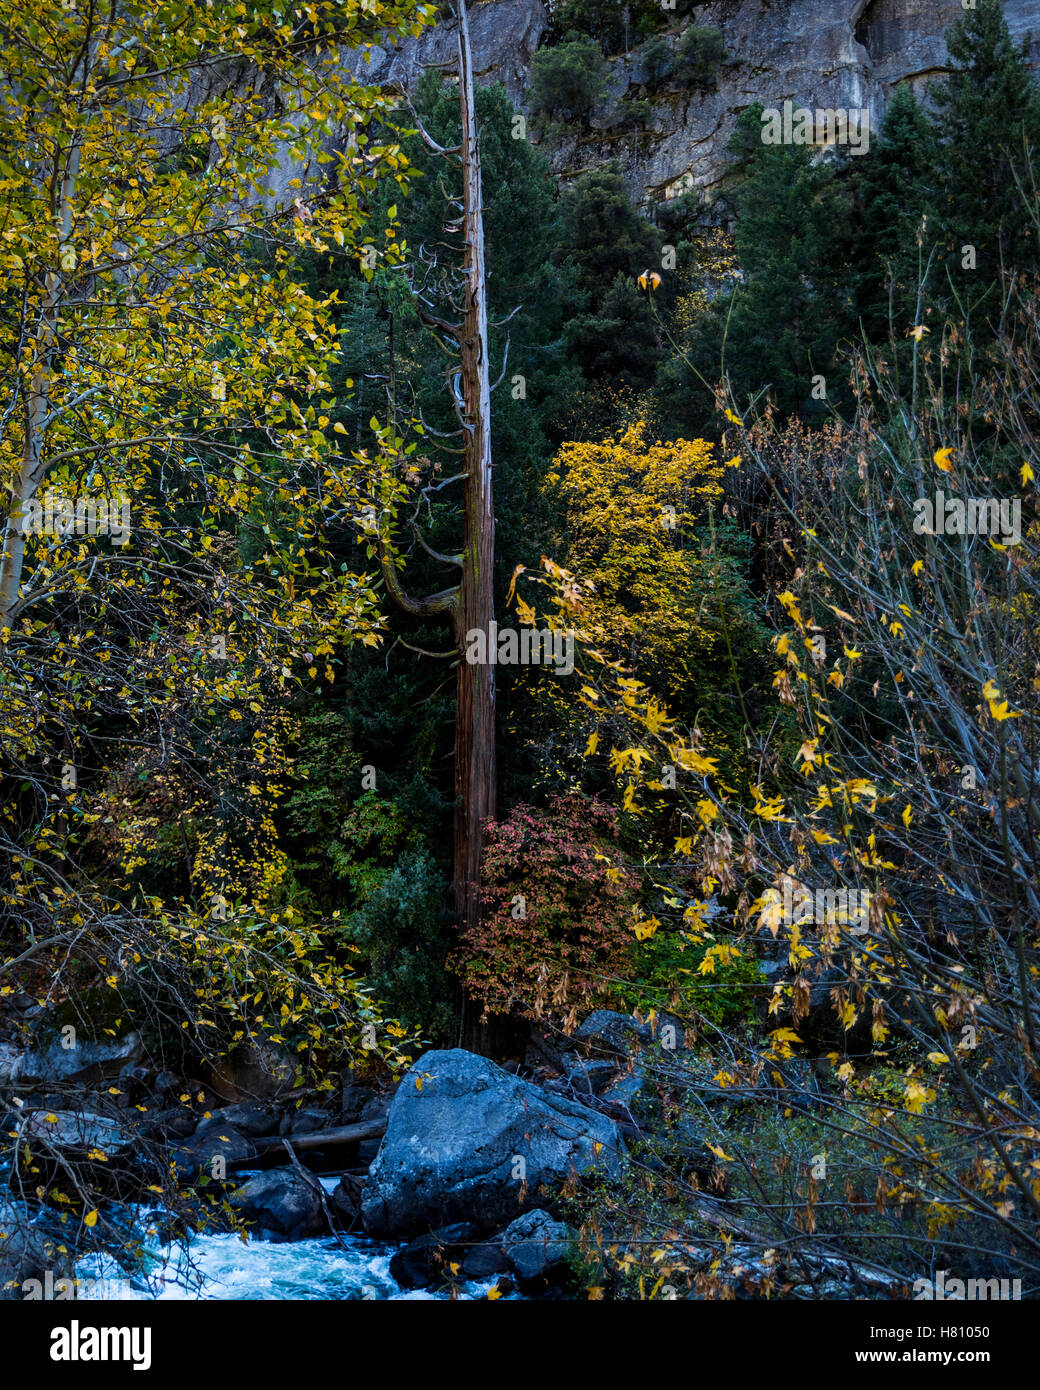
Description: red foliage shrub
xmin=455 ymin=794 xmax=637 ymax=1028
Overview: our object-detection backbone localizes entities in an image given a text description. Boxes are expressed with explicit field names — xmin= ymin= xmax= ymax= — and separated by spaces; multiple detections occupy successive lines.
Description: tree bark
xmin=450 ymin=0 xmax=496 ymax=950
xmin=375 ymin=0 xmax=496 ymax=1006
xmin=0 ymin=140 xmax=82 ymax=626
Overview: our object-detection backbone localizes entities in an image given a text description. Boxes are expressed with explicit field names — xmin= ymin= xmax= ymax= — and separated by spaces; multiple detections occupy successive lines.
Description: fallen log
xmin=225 ymin=1118 xmax=386 ymax=1170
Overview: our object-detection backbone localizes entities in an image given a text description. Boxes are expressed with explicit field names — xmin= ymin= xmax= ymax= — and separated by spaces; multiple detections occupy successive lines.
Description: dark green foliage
xmin=614 ymin=930 xmax=765 ymax=1028
xmin=279 ymin=700 xmax=455 ymax=1034
xmin=847 ymin=84 xmax=937 ymax=338
xmin=568 ymin=272 xmax=660 ymax=389
xmin=929 ymin=0 xmax=1040 ymax=287
xmin=555 ymin=163 xmax=664 ymax=392
xmin=674 ymin=23 xmax=725 ymax=86
xmin=548 ymin=0 xmax=696 ymax=55
xmin=347 ymin=845 xmax=455 ymax=1035
xmin=658 ymin=105 xmax=856 ymax=425
xmin=558 ymin=162 xmax=663 ymax=299
xmin=639 ymin=33 xmax=671 ymax=85
xmin=530 ymin=34 xmax=607 ymax=119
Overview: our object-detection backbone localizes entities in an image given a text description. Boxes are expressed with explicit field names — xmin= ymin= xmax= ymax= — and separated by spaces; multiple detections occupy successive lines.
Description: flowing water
xmin=74 ymin=1179 xmax=503 ymax=1301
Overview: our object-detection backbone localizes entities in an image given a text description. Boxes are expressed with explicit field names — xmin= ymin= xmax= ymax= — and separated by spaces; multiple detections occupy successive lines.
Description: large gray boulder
xmin=362 ymin=1049 xmax=626 ymax=1238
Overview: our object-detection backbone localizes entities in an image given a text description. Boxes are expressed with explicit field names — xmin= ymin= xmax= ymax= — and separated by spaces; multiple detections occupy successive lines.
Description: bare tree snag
xmin=376 ymin=0 xmax=496 ymax=975
xmin=450 ymin=0 xmax=497 ymax=946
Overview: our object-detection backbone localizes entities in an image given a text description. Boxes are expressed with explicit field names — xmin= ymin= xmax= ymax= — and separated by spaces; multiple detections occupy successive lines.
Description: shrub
xmin=639 ymin=32 xmax=671 ymax=84
xmin=455 ymin=795 xmax=638 ymax=1026
xmin=614 ymin=930 xmax=765 ymax=1028
xmin=550 ymin=0 xmax=697 ymax=54
xmin=675 ymin=24 xmax=726 ymax=86
xmin=531 ymin=35 xmax=607 ymax=120
xmin=347 ymin=845 xmax=454 ymax=1036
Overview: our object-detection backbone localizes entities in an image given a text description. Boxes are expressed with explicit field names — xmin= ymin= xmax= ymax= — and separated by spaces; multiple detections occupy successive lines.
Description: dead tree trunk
xmin=376 ymin=0 xmax=496 ymax=1019
xmin=451 ymin=0 xmax=496 ymax=946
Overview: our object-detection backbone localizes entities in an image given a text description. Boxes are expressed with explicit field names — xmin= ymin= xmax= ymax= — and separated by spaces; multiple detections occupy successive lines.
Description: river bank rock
xmin=169 ymin=1124 xmax=258 ymax=1177
xmin=389 ymin=1222 xmax=481 ymax=1289
xmin=22 ymin=1109 xmax=135 ymax=1156
xmin=229 ymin=1167 xmax=325 ymax=1242
xmin=8 ymin=1033 xmax=143 ymax=1088
xmin=362 ymin=1049 xmax=626 ymax=1238
xmin=500 ymin=1209 xmax=572 ymax=1283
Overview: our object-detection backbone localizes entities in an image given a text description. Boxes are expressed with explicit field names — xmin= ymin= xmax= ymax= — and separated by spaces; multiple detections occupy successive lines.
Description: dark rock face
xmin=332 ymin=0 xmax=1039 ymax=206
xmin=229 ymin=1167 xmax=326 ymax=1242
xmin=361 ymin=1049 xmax=626 ymax=1238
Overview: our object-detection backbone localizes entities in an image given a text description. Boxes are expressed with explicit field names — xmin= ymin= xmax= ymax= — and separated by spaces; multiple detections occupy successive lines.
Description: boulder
xmin=210 ymin=1041 xmax=295 ymax=1101
xmin=560 ymin=1053 xmax=617 ymax=1097
xmin=573 ymin=1011 xmax=652 ymax=1058
xmin=462 ymin=1236 xmax=511 ymax=1280
xmin=362 ymin=1049 xmax=625 ymax=1238
xmin=599 ymin=1070 xmax=650 ymax=1117
xmin=140 ymin=1106 xmax=197 ymax=1142
xmin=278 ymin=1105 xmax=329 ymax=1137
xmin=13 ymin=1033 xmax=143 ymax=1087
xmin=22 ymin=1109 xmax=134 ymax=1155
xmin=229 ymin=1167 xmax=325 ymax=1242
xmin=340 ymin=1084 xmax=376 ymax=1124
xmin=501 ymin=1209 xmax=572 ymax=1283
xmin=197 ymin=1103 xmax=279 ymax=1138
xmin=0 ymin=1043 xmax=23 ymax=1085
xmin=389 ymin=1222 xmax=480 ymax=1290
xmin=169 ymin=1125 xmax=257 ymax=1177
xmin=357 ymin=1091 xmax=393 ymax=1165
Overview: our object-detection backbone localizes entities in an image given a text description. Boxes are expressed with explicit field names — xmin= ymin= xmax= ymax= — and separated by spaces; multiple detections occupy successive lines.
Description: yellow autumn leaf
xmin=933 ymin=447 xmax=954 ymax=472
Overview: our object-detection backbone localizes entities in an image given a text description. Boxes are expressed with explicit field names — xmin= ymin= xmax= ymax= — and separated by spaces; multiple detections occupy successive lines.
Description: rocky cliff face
xmin=347 ymin=0 xmax=1039 ymax=206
